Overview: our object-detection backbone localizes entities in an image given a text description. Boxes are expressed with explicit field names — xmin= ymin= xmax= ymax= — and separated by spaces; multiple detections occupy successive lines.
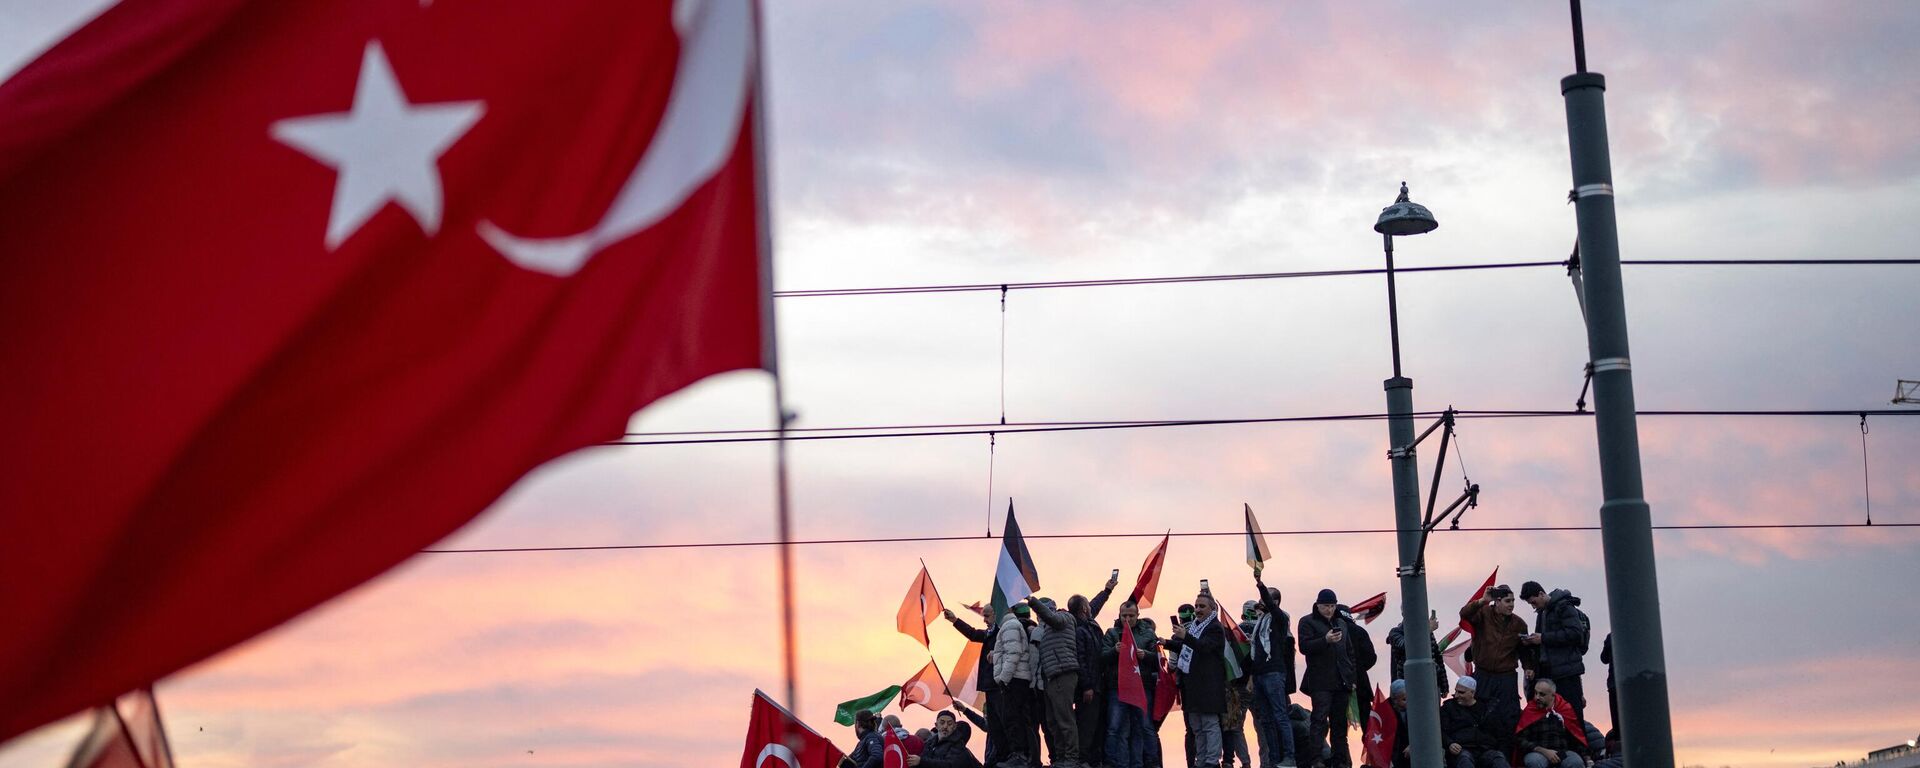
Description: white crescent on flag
xmin=755 ymin=743 xmax=800 ymax=768
xmin=478 ymin=0 xmax=754 ymax=275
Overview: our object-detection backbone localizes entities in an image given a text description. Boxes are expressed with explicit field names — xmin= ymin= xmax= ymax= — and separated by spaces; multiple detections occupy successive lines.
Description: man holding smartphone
xmin=1165 ymin=592 xmax=1229 ymax=768
xmin=1298 ymin=589 xmax=1355 ymax=768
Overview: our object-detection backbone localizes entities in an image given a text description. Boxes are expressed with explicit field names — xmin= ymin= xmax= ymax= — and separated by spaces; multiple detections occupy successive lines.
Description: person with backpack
xmin=1519 ymin=582 xmax=1591 ymax=724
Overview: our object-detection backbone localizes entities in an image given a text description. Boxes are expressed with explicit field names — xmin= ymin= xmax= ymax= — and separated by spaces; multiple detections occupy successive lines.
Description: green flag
xmin=833 ymin=685 xmax=901 ymax=726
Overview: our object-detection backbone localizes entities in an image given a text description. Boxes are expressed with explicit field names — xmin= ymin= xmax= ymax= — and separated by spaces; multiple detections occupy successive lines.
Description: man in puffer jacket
xmin=1029 ymin=595 xmax=1086 ymax=768
xmin=1519 ymin=583 xmax=1590 ymax=723
xmin=993 ymin=603 xmax=1040 ymax=767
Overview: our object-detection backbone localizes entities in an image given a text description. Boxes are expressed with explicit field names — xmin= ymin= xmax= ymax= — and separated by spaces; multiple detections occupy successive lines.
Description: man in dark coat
xmin=1460 ymin=585 xmax=1531 ymax=733
xmin=1520 ymin=583 xmax=1590 ymax=724
xmin=944 ymin=607 xmax=1004 ymax=767
xmin=1387 ymin=614 xmax=1449 ymax=702
xmin=1597 ymin=634 xmax=1615 ymax=738
xmin=1030 ymin=596 xmax=1085 ymax=768
xmin=1299 ymin=589 xmax=1356 ymax=768
xmin=1165 ymin=591 xmax=1228 ymax=768
xmin=913 ymin=710 xmax=985 ymax=768
xmin=1439 ymin=677 xmax=1507 ymax=768
xmin=1073 ymin=574 xmax=1120 ymax=767
xmin=1250 ymin=570 xmax=1297 ymax=768
xmin=1341 ymin=606 xmax=1377 ymax=732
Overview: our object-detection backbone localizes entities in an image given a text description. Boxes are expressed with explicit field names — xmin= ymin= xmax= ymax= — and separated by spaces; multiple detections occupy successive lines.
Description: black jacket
xmin=1439 ymin=697 xmax=1501 ymax=750
xmin=1386 ymin=623 xmax=1448 ymax=698
xmin=1248 ymin=575 xmax=1298 ymax=691
xmin=920 ymin=722 xmax=984 ymax=768
xmin=1162 ymin=615 xmax=1228 ymax=713
xmin=1532 ymin=589 xmax=1590 ymax=678
xmin=1346 ymin=616 xmax=1377 ymax=701
xmin=1102 ymin=620 xmax=1160 ymax=696
xmin=1298 ymin=610 xmax=1355 ymax=693
xmin=1599 ymin=633 xmax=1614 ymax=692
xmin=1075 ymin=615 xmax=1106 ymax=694
xmin=949 ymin=616 xmax=998 ymax=692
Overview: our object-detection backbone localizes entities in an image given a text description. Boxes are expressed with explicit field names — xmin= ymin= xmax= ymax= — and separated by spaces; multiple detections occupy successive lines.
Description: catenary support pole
xmin=1384 ymin=232 xmax=1443 ymax=768
xmin=1562 ymin=6 xmax=1676 ymax=764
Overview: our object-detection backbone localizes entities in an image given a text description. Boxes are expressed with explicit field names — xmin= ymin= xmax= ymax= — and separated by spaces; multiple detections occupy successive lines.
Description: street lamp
xmin=1375 ymin=181 xmax=1444 ymax=768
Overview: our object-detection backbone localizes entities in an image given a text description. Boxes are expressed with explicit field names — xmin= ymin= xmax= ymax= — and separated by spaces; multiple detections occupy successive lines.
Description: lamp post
xmin=1375 ymin=182 xmax=1443 ymax=768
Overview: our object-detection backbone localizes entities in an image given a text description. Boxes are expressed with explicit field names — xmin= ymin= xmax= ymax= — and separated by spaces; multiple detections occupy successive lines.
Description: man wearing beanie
xmin=1439 ymin=677 xmax=1506 ymax=768
xmin=1519 ymin=581 xmax=1591 ymax=724
xmin=1459 ymin=585 xmax=1532 ymax=734
xmin=1299 ymin=588 xmax=1356 ymax=768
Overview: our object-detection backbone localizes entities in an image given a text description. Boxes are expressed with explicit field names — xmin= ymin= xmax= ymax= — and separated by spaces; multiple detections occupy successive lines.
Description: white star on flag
xmin=272 ymin=41 xmax=484 ymax=249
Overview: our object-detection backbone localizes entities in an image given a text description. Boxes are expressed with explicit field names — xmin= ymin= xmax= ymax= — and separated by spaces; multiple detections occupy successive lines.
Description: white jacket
xmin=991 ymin=613 xmax=1035 ymax=685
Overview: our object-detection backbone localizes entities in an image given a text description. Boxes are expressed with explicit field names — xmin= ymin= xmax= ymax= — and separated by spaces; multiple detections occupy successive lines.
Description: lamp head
xmin=1375 ymin=181 xmax=1438 ymax=236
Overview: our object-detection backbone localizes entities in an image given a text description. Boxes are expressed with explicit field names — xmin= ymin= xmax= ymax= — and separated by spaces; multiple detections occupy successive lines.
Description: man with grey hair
xmin=1439 ymin=677 xmax=1505 ymax=768
xmin=1515 ymin=678 xmax=1590 ymax=768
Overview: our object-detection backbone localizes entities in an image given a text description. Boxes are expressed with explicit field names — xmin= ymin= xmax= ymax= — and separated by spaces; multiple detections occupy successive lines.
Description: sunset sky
xmin=2 ymin=1 xmax=1918 ymax=767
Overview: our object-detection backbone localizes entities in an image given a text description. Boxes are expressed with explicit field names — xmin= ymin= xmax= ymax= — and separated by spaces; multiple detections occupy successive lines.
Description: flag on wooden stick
xmin=899 ymin=660 xmax=953 ymax=712
xmin=895 ymin=563 xmax=945 ymax=648
xmin=1128 ymin=532 xmax=1170 ymax=609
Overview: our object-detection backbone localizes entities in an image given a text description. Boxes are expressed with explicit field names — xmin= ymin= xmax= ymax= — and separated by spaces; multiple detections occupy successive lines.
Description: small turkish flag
xmin=0 ymin=0 xmax=769 ymax=740
xmin=882 ymin=727 xmax=908 ymax=768
xmin=1365 ymin=685 xmax=1398 ymax=768
xmin=1116 ymin=618 xmax=1150 ymax=711
xmin=739 ymin=691 xmax=846 ymax=768
xmin=895 ymin=565 xmax=946 ymax=648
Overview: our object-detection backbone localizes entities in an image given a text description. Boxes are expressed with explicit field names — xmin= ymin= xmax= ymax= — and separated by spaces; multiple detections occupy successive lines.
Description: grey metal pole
xmin=1562 ymin=67 xmax=1677 ymax=768
xmin=1384 ymin=233 xmax=1443 ymax=768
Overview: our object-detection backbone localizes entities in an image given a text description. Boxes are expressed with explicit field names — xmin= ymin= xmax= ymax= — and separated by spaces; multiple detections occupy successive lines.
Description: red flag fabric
xmin=0 ymin=0 xmax=768 ymax=740
xmin=896 ymin=565 xmax=946 ymax=648
xmin=1128 ymin=533 xmax=1170 ymax=609
xmin=882 ymin=727 xmax=908 ymax=768
xmin=739 ymin=690 xmax=847 ymax=768
xmin=899 ymin=660 xmax=954 ymax=712
xmin=1349 ymin=592 xmax=1388 ymax=625
xmin=1151 ymin=648 xmax=1180 ymax=724
xmin=1513 ymin=693 xmax=1587 ymax=748
xmin=1117 ymin=620 xmax=1150 ymax=711
xmin=1365 ymin=685 xmax=1398 ymax=768
xmin=1459 ymin=567 xmax=1500 ymax=635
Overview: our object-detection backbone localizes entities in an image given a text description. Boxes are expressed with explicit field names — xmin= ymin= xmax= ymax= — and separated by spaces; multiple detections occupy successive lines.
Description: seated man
xmin=1514 ymin=679 xmax=1589 ymax=768
xmin=912 ymin=710 xmax=984 ymax=768
xmin=1439 ymin=677 xmax=1507 ymax=768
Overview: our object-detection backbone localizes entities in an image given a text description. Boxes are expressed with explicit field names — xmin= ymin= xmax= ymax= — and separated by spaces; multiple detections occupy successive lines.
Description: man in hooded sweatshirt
xmin=1299 ymin=588 xmax=1355 ymax=768
xmin=993 ymin=601 xmax=1040 ymax=768
xmin=1520 ymin=582 xmax=1591 ymax=724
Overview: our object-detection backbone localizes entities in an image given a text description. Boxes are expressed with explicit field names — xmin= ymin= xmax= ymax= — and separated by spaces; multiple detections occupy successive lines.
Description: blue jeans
xmin=1107 ymin=691 xmax=1150 ymax=768
xmin=1522 ymin=750 xmax=1583 ymax=768
xmin=1252 ymin=672 xmax=1297 ymax=764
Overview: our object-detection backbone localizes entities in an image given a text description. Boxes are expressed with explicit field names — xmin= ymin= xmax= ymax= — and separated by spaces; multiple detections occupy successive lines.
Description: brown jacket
xmin=1460 ymin=599 xmax=1532 ymax=673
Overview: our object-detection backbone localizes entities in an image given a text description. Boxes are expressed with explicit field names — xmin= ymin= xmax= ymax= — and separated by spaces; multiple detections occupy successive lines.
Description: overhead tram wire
xmin=610 ymin=408 xmax=1920 ymax=446
xmin=420 ymin=520 xmax=1920 ymax=555
xmin=769 ymin=258 xmax=1920 ymax=299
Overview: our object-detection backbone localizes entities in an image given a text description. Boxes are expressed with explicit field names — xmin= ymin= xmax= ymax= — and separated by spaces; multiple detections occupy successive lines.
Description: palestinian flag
xmin=1244 ymin=503 xmax=1271 ymax=571
xmin=1349 ymin=592 xmax=1387 ymax=625
xmin=1222 ymin=616 xmax=1251 ymax=681
xmin=989 ymin=501 xmax=1041 ymax=617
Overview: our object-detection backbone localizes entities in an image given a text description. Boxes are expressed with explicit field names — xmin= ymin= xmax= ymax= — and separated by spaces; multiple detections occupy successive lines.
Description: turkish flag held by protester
xmin=1117 ymin=619 xmax=1150 ymax=711
xmin=899 ymin=660 xmax=954 ymax=712
xmin=882 ymin=727 xmax=908 ymax=768
xmin=739 ymin=690 xmax=846 ymax=768
xmin=896 ymin=565 xmax=946 ymax=648
xmin=1151 ymin=648 xmax=1180 ymax=724
xmin=1460 ymin=567 xmax=1500 ymax=635
xmin=1365 ymin=684 xmax=1397 ymax=768
xmin=0 ymin=0 xmax=769 ymax=740
xmin=1128 ymin=532 xmax=1170 ymax=609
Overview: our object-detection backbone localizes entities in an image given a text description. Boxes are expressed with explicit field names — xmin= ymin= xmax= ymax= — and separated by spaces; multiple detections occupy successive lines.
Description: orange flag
xmin=896 ymin=564 xmax=946 ymax=648
xmin=899 ymin=660 xmax=954 ymax=712
xmin=1128 ymin=533 xmax=1170 ymax=609
xmin=947 ymin=641 xmax=987 ymax=709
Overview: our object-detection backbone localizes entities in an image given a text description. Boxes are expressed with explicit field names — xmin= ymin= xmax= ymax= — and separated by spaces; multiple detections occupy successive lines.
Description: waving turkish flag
xmin=0 ymin=0 xmax=768 ymax=740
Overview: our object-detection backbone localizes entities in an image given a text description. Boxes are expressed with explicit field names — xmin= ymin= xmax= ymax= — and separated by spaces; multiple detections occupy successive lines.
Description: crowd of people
xmin=842 ymin=570 xmax=1624 ymax=768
